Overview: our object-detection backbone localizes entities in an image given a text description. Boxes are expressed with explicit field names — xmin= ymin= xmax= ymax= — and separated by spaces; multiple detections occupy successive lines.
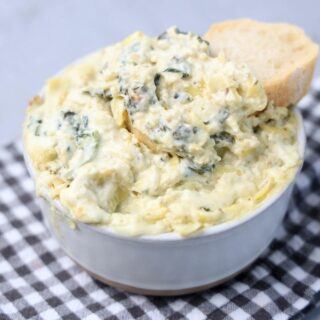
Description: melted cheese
xmin=24 ymin=27 xmax=300 ymax=237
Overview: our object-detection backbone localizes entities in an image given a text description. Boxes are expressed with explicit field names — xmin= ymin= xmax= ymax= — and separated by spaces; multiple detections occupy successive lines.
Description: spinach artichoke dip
xmin=23 ymin=27 xmax=300 ymax=236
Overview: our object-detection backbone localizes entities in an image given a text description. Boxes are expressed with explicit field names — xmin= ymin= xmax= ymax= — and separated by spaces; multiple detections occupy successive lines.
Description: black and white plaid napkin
xmin=1 ymin=80 xmax=320 ymax=320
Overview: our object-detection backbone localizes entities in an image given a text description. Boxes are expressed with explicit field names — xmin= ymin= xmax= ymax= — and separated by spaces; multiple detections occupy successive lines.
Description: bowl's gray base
xmin=71 ymin=256 xmax=253 ymax=296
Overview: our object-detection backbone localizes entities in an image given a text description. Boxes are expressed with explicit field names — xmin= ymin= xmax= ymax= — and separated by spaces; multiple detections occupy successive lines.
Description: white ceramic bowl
xmin=24 ymin=110 xmax=305 ymax=296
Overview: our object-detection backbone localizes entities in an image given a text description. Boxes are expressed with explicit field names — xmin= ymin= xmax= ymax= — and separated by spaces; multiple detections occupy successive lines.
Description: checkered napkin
xmin=1 ymin=82 xmax=320 ymax=320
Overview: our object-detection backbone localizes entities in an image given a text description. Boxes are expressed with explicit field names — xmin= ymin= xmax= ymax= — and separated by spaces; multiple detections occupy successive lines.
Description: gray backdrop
xmin=0 ymin=0 xmax=319 ymax=145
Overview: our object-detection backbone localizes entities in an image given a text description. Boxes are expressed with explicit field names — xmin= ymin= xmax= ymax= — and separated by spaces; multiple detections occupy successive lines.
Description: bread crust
xmin=204 ymin=19 xmax=319 ymax=106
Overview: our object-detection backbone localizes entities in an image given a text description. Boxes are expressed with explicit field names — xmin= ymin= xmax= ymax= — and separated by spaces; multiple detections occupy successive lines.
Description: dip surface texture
xmin=24 ymin=27 xmax=300 ymax=236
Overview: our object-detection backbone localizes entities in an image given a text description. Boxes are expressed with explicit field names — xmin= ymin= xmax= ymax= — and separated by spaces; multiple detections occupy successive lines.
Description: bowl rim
xmin=24 ymin=109 xmax=305 ymax=243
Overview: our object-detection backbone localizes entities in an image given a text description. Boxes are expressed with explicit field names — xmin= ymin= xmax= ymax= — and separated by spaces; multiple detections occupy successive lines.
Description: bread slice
xmin=204 ymin=19 xmax=319 ymax=106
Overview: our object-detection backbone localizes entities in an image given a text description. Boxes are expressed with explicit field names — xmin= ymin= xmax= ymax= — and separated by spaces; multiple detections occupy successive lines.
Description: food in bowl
xmin=24 ymin=27 xmax=307 ymax=237
xmin=23 ymin=19 xmax=318 ymax=294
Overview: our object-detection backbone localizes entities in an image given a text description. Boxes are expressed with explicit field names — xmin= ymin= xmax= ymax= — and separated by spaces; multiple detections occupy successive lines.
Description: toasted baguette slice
xmin=204 ymin=19 xmax=319 ymax=106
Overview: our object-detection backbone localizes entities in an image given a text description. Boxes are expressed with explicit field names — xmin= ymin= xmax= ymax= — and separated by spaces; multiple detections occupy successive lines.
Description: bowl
xmin=23 ymin=109 xmax=305 ymax=296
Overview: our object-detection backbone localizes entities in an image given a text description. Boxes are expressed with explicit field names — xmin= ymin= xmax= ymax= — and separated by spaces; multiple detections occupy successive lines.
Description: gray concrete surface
xmin=0 ymin=0 xmax=319 ymax=145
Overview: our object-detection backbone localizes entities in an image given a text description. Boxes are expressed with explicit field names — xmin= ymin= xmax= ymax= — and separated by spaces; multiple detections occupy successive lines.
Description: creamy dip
xmin=24 ymin=27 xmax=300 ymax=236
